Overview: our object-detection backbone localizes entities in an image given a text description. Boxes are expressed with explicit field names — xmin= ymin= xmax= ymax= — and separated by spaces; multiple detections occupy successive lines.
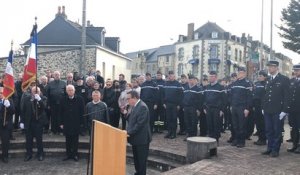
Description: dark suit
xmin=263 ymin=73 xmax=289 ymax=153
xmin=59 ymin=95 xmax=84 ymax=158
xmin=21 ymin=95 xmax=47 ymax=156
xmin=127 ymin=100 xmax=152 ymax=175
xmin=0 ymin=99 xmax=15 ymax=159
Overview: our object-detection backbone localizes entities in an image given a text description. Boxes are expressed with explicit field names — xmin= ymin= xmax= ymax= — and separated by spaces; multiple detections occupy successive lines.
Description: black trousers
xmin=253 ymin=102 xmax=266 ymax=141
xmin=25 ymin=120 xmax=44 ymax=156
xmin=178 ymin=107 xmax=185 ymax=132
xmin=14 ymin=106 xmax=21 ymax=129
xmin=166 ymin=103 xmax=178 ymax=136
xmin=231 ymin=106 xmax=247 ymax=144
xmin=44 ymin=108 xmax=51 ymax=131
xmin=132 ymin=144 xmax=149 ymax=175
xmin=50 ymin=104 xmax=61 ymax=134
xmin=184 ymin=107 xmax=198 ymax=137
xmin=145 ymin=102 xmax=155 ymax=133
xmin=206 ymin=107 xmax=222 ymax=139
xmin=120 ymin=113 xmax=127 ymax=130
xmin=109 ymin=108 xmax=120 ymax=128
xmin=65 ymin=134 xmax=79 ymax=158
xmin=199 ymin=109 xmax=207 ymax=136
xmin=289 ymin=112 xmax=300 ymax=147
xmin=0 ymin=124 xmax=10 ymax=158
xmin=246 ymin=110 xmax=255 ymax=138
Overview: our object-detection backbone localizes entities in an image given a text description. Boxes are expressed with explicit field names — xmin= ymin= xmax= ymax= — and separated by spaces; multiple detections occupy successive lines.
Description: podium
xmin=90 ymin=121 xmax=127 ymax=175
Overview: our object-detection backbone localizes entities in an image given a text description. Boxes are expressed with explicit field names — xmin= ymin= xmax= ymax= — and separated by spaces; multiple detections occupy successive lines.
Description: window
xmin=166 ymin=55 xmax=170 ymax=63
xmin=112 ymin=65 xmax=115 ymax=80
xmin=239 ymin=50 xmax=242 ymax=62
xmin=209 ymin=64 xmax=218 ymax=72
xmin=178 ymin=63 xmax=184 ymax=76
xmin=178 ymin=48 xmax=184 ymax=61
xmin=193 ymin=45 xmax=200 ymax=59
xmin=192 ymin=64 xmax=199 ymax=76
xmin=235 ymin=49 xmax=238 ymax=61
xmin=210 ymin=45 xmax=218 ymax=59
xmin=147 ymin=65 xmax=150 ymax=72
xmin=102 ymin=62 xmax=106 ymax=78
xmin=152 ymin=64 xmax=156 ymax=71
xmin=212 ymin=32 xmax=218 ymax=39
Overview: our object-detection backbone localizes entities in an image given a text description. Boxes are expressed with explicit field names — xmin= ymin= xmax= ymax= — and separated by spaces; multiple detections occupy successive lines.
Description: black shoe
xmin=286 ymin=138 xmax=293 ymax=142
xmin=73 ymin=156 xmax=79 ymax=162
xmin=261 ymin=150 xmax=272 ymax=155
xmin=63 ymin=156 xmax=71 ymax=161
xmin=254 ymin=140 xmax=266 ymax=146
xmin=38 ymin=155 xmax=44 ymax=161
xmin=177 ymin=131 xmax=186 ymax=135
xmin=164 ymin=133 xmax=171 ymax=138
xmin=24 ymin=155 xmax=32 ymax=162
xmin=2 ymin=157 xmax=8 ymax=163
xmin=231 ymin=140 xmax=237 ymax=146
xmin=237 ymin=143 xmax=245 ymax=148
xmin=253 ymin=132 xmax=258 ymax=136
xmin=169 ymin=135 xmax=176 ymax=139
xmin=227 ymin=138 xmax=233 ymax=143
xmin=294 ymin=147 xmax=300 ymax=154
xmin=287 ymin=146 xmax=297 ymax=152
xmin=270 ymin=151 xmax=279 ymax=157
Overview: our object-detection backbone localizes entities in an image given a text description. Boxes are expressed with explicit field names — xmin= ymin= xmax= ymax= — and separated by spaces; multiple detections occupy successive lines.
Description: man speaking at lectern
xmin=126 ymin=90 xmax=152 ymax=175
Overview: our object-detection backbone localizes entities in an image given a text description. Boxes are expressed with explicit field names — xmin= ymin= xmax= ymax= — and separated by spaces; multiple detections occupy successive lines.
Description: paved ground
xmin=2 ymin=123 xmax=300 ymax=175
xmin=162 ymin=123 xmax=300 ymax=175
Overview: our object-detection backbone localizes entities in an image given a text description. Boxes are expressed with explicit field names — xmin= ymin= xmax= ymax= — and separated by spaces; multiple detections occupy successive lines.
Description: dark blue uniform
xmin=287 ymin=78 xmax=300 ymax=152
xmin=203 ymin=82 xmax=226 ymax=141
xmin=253 ymin=81 xmax=266 ymax=143
xmin=263 ymin=73 xmax=289 ymax=155
xmin=178 ymin=82 xmax=189 ymax=135
xmin=230 ymin=78 xmax=252 ymax=147
xmin=163 ymin=80 xmax=183 ymax=138
xmin=140 ymin=80 xmax=159 ymax=133
xmin=183 ymin=85 xmax=203 ymax=137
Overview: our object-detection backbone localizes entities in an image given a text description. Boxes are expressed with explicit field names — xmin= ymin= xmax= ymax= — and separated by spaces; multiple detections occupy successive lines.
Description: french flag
xmin=22 ymin=24 xmax=37 ymax=91
xmin=3 ymin=49 xmax=15 ymax=99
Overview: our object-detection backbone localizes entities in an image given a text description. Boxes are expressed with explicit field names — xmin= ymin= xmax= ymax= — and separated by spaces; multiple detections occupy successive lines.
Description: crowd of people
xmin=0 ymin=60 xmax=299 ymax=174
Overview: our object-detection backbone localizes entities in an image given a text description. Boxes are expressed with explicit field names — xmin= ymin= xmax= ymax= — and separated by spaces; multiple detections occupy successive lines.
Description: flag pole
xmin=3 ymin=41 xmax=13 ymax=127
xmin=34 ymin=17 xmax=39 ymax=120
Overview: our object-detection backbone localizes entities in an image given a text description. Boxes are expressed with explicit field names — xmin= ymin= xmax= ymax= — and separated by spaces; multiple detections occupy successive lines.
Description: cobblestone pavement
xmin=162 ymin=123 xmax=300 ymax=175
xmin=3 ymin=123 xmax=300 ymax=175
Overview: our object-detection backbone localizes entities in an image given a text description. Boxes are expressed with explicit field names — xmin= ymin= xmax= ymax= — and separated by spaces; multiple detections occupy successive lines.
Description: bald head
xmin=66 ymin=84 xmax=75 ymax=97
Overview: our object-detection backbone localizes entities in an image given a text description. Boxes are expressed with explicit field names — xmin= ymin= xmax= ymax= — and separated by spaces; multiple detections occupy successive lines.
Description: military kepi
xmin=267 ymin=60 xmax=279 ymax=67
xmin=293 ymin=64 xmax=300 ymax=70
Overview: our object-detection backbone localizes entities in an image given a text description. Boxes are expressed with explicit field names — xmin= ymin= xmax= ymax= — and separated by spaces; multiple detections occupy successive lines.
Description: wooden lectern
xmin=90 ymin=120 xmax=127 ymax=175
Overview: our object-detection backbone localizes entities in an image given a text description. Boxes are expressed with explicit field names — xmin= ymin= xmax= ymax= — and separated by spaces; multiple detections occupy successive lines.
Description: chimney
xmin=187 ymin=23 xmax=194 ymax=41
xmin=87 ymin=20 xmax=91 ymax=27
xmin=61 ymin=6 xmax=67 ymax=19
xmin=56 ymin=6 xmax=61 ymax=18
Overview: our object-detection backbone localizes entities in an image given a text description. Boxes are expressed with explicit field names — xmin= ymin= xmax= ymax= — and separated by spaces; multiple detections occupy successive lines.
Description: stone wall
xmin=0 ymin=47 xmax=96 ymax=79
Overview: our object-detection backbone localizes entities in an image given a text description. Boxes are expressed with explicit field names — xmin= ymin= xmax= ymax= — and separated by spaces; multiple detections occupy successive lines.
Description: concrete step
xmin=127 ymin=152 xmax=182 ymax=172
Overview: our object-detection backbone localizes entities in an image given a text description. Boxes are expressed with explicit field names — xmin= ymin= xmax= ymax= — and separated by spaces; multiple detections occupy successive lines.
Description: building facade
xmin=0 ymin=6 xmax=131 ymax=81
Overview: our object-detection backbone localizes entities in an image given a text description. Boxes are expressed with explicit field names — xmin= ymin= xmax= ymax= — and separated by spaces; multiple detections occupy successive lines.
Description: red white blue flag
xmin=22 ymin=24 xmax=37 ymax=91
xmin=3 ymin=50 xmax=15 ymax=99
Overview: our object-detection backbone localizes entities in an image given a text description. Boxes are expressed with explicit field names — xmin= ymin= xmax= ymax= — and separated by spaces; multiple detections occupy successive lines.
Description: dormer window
xmin=212 ymin=32 xmax=218 ymax=39
xmin=194 ymin=33 xmax=199 ymax=40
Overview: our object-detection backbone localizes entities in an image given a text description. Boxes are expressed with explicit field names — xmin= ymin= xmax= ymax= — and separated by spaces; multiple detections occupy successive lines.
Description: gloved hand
xmin=34 ymin=94 xmax=42 ymax=101
xmin=262 ymin=110 xmax=264 ymax=115
xmin=279 ymin=112 xmax=287 ymax=120
xmin=4 ymin=100 xmax=10 ymax=108
xmin=20 ymin=123 xmax=24 ymax=129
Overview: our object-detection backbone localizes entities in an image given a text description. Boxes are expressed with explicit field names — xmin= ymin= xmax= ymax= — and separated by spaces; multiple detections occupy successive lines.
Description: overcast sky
xmin=0 ymin=0 xmax=298 ymax=63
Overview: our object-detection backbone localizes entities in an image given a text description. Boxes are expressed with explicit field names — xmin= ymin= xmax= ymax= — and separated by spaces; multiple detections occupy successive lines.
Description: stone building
xmin=0 ymin=6 xmax=131 ymax=80
xmin=126 ymin=45 xmax=175 ymax=77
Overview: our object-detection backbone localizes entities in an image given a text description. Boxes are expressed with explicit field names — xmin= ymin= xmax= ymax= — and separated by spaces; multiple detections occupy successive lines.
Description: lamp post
xmin=270 ymin=0 xmax=273 ymax=61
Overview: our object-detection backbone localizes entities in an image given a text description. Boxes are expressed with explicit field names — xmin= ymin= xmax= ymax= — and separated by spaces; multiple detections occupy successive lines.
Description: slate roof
xmin=126 ymin=45 xmax=175 ymax=63
xmin=194 ymin=21 xmax=227 ymax=39
xmin=22 ymin=15 xmax=119 ymax=52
